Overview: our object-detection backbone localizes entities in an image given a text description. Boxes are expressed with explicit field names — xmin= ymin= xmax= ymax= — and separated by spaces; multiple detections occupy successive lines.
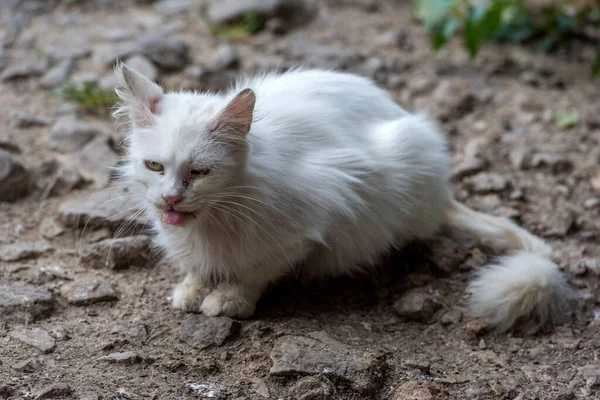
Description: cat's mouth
xmin=162 ymin=209 xmax=195 ymax=226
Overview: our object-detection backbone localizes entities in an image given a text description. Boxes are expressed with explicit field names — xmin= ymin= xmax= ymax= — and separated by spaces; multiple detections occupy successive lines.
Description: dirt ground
xmin=1 ymin=0 xmax=599 ymax=399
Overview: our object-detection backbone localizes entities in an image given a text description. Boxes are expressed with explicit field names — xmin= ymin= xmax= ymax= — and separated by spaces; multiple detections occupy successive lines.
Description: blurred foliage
xmin=415 ymin=0 xmax=600 ymax=77
xmin=54 ymin=80 xmax=118 ymax=115
xmin=553 ymin=109 xmax=580 ymax=128
xmin=204 ymin=11 xmax=264 ymax=39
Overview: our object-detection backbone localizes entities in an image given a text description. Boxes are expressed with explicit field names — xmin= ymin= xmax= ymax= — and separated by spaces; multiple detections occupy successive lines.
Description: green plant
xmin=54 ymin=80 xmax=119 ymax=115
xmin=205 ymin=11 xmax=264 ymax=39
xmin=415 ymin=0 xmax=600 ymax=77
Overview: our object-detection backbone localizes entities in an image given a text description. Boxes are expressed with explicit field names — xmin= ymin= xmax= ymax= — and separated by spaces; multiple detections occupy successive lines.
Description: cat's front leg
xmin=172 ymin=273 xmax=210 ymax=312
xmin=200 ymin=280 xmax=265 ymax=318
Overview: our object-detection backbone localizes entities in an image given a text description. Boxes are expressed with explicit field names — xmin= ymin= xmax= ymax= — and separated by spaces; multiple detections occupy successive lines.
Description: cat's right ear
xmin=114 ymin=63 xmax=163 ymax=128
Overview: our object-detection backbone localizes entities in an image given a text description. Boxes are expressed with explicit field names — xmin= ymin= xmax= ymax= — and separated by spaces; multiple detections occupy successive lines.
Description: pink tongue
xmin=164 ymin=210 xmax=184 ymax=226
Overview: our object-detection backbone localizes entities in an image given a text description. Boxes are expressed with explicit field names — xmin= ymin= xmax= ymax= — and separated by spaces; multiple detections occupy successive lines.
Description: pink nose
xmin=163 ymin=195 xmax=181 ymax=207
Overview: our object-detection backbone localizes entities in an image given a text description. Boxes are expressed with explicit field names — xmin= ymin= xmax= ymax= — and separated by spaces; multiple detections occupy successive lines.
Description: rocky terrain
xmin=1 ymin=0 xmax=600 ymax=399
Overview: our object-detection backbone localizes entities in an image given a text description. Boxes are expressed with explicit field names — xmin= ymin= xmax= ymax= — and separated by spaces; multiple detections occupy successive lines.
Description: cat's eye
xmin=144 ymin=160 xmax=164 ymax=172
xmin=189 ymin=168 xmax=211 ymax=178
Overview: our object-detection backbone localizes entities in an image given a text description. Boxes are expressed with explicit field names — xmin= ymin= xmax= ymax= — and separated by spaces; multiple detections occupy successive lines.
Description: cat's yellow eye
xmin=144 ymin=160 xmax=164 ymax=172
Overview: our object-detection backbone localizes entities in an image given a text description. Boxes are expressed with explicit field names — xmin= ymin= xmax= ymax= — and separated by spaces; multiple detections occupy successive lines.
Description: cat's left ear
xmin=210 ymin=89 xmax=256 ymax=137
xmin=114 ymin=63 xmax=164 ymax=128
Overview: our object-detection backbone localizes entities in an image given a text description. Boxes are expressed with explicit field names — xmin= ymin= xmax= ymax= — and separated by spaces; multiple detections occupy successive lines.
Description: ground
xmin=1 ymin=0 xmax=599 ymax=399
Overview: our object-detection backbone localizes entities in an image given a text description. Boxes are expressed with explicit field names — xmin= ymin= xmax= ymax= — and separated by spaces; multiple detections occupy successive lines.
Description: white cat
xmin=114 ymin=64 xmax=572 ymax=331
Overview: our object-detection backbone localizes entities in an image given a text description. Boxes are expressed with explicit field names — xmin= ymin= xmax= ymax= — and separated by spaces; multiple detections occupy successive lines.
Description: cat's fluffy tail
xmin=445 ymin=199 xmax=573 ymax=331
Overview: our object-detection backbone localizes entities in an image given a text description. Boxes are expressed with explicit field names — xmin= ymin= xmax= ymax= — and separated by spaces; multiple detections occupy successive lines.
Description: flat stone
xmin=58 ymin=186 xmax=147 ymax=231
xmin=179 ymin=315 xmax=240 ymax=350
xmin=210 ymin=43 xmax=240 ymax=70
xmin=0 ymin=148 xmax=32 ymax=202
xmin=11 ymin=110 xmax=51 ymax=128
xmin=40 ymin=217 xmax=65 ymax=239
xmin=0 ymin=242 xmax=44 ymax=261
xmin=0 ymin=134 xmax=20 ymax=153
xmin=124 ymin=54 xmax=158 ymax=81
xmin=46 ymin=45 xmax=91 ymax=61
xmin=14 ymin=358 xmax=43 ymax=373
xmin=80 ymin=235 xmax=152 ymax=269
xmin=393 ymin=288 xmax=444 ymax=322
xmin=41 ymin=164 xmax=88 ymax=198
xmin=269 ymin=331 xmax=384 ymax=393
xmin=60 ymin=278 xmax=117 ymax=305
xmin=96 ymin=351 xmax=141 ymax=365
xmin=542 ymin=209 xmax=575 ymax=237
xmin=290 ymin=38 xmax=360 ymax=70
xmin=75 ymin=136 xmax=118 ymax=186
xmin=40 ymin=58 xmax=75 ymax=88
xmin=35 ymin=383 xmax=72 ymax=400
xmin=0 ymin=284 xmax=54 ymax=321
xmin=48 ymin=116 xmax=103 ymax=153
xmin=207 ymin=0 xmax=316 ymax=30
xmin=92 ymin=41 xmax=139 ymax=68
xmin=289 ymin=376 xmax=336 ymax=400
xmin=464 ymin=172 xmax=509 ymax=193
xmin=1 ymin=56 xmax=48 ymax=81
xmin=9 ymin=327 xmax=56 ymax=353
xmin=134 ymin=34 xmax=189 ymax=71
xmin=432 ymin=79 xmax=477 ymax=120
xmin=452 ymin=138 xmax=490 ymax=180
xmin=153 ymin=0 xmax=196 ymax=15
xmin=251 ymin=378 xmax=270 ymax=398
xmin=394 ymin=381 xmax=438 ymax=400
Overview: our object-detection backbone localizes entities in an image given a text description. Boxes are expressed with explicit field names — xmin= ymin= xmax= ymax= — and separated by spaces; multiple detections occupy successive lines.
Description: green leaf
xmin=463 ymin=4 xmax=487 ymax=58
xmin=431 ymin=17 xmax=458 ymax=50
xmin=553 ymin=110 xmax=579 ymax=129
xmin=417 ymin=0 xmax=460 ymax=29
xmin=592 ymin=48 xmax=600 ymax=78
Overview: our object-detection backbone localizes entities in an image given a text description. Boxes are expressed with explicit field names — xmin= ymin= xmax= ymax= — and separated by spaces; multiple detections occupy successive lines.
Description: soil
xmin=1 ymin=1 xmax=599 ymax=399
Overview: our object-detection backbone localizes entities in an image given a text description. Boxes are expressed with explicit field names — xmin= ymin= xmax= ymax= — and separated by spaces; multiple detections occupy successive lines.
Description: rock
xmin=0 ymin=242 xmax=43 ymax=261
xmin=153 ymin=0 xmax=195 ymax=15
xmin=393 ymin=288 xmax=444 ymax=322
xmin=465 ymin=318 xmax=489 ymax=335
xmin=124 ymin=54 xmax=158 ymax=81
xmin=210 ymin=43 xmax=240 ymax=70
xmin=179 ymin=315 xmax=240 ymax=350
xmin=14 ymin=358 xmax=43 ymax=373
xmin=251 ymin=378 xmax=270 ymax=398
xmin=0 ymin=134 xmax=20 ymax=153
xmin=40 ymin=217 xmax=65 ymax=239
xmin=78 ymin=393 xmax=99 ymax=400
xmin=9 ymin=327 xmax=56 ymax=353
xmin=1 ymin=56 xmax=48 ymax=81
xmin=135 ymin=34 xmax=189 ymax=71
xmin=0 ymin=284 xmax=54 ymax=321
xmin=48 ymin=116 xmax=103 ymax=153
xmin=40 ymin=59 xmax=75 ymax=88
xmin=92 ymin=42 xmax=139 ymax=68
xmin=579 ymin=364 xmax=600 ymax=389
xmin=530 ymin=152 xmax=573 ymax=174
xmin=441 ymin=307 xmax=463 ymax=325
xmin=61 ymin=278 xmax=118 ymax=305
xmin=185 ymin=382 xmax=226 ymax=398
xmin=453 ymin=138 xmax=490 ymax=180
xmin=464 ymin=173 xmax=509 ymax=194
xmin=0 ymin=383 xmax=14 ymax=399
xmin=432 ymin=79 xmax=477 ymax=120
xmin=269 ymin=331 xmax=384 ymax=393
xmin=58 ymin=187 xmax=147 ymax=231
xmin=584 ymin=197 xmax=600 ymax=209
xmin=98 ymin=73 xmax=120 ymax=92
xmin=11 ymin=110 xmax=50 ymax=128
xmin=80 ymin=235 xmax=152 ymax=269
xmin=96 ymin=351 xmax=141 ymax=365
xmin=0 ymin=149 xmax=32 ymax=202
xmin=290 ymin=38 xmax=359 ymax=70
xmin=36 ymin=265 xmax=70 ymax=283
xmin=184 ymin=66 xmax=234 ymax=92
xmin=46 ymin=45 xmax=91 ymax=62
xmin=35 ymin=383 xmax=72 ymax=400
xmin=542 ymin=210 xmax=575 ymax=237
xmin=394 ymin=381 xmax=439 ymax=400
xmin=289 ymin=376 xmax=336 ymax=400
xmin=41 ymin=164 xmax=88 ymax=198
xmin=75 ymin=137 xmax=118 ymax=186
xmin=207 ymin=0 xmax=316 ymax=30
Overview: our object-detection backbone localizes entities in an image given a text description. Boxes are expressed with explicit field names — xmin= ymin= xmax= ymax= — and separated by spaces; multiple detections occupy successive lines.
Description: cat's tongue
xmin=164 ymin=210 xmax=184 ymax=226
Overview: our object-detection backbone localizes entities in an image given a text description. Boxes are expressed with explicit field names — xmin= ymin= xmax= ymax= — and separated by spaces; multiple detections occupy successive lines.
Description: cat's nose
xmin=163 ymin=194 xmax=182 ymax=207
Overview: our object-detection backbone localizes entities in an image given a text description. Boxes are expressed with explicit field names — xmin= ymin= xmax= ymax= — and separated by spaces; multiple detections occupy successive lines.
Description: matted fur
xmin=113 ymin=64 xmax=572 ymax=328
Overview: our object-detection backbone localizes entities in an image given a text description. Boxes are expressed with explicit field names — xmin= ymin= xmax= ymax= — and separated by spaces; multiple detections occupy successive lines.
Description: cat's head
xmin=114 ymin=64 xmax=255 ymax=226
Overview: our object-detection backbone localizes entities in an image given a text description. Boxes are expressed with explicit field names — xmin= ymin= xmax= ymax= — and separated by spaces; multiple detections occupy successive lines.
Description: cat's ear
xmin=210 ymin=89 xmax=256 ymax=137
xmin=114 ymin=63 xmax=163 ymax=128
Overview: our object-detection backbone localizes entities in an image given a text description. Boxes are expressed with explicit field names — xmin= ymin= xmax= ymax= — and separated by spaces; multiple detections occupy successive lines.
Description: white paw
xmin=200 ymin=285 xmax=256 ymax=318
xmin=172 ymin=279 xmax=208 ymax=313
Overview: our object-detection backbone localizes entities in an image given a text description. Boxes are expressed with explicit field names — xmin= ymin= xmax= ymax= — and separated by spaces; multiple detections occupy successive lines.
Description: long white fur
xmin=114 ymin=64 xmax=572 ymax=329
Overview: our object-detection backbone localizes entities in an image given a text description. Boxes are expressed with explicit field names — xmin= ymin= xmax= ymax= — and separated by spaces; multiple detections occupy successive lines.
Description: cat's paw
xmin=200 ymin=284 xmax=256 ymax=318
xmin=172 ymin=278 xmax=208 ymax=312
